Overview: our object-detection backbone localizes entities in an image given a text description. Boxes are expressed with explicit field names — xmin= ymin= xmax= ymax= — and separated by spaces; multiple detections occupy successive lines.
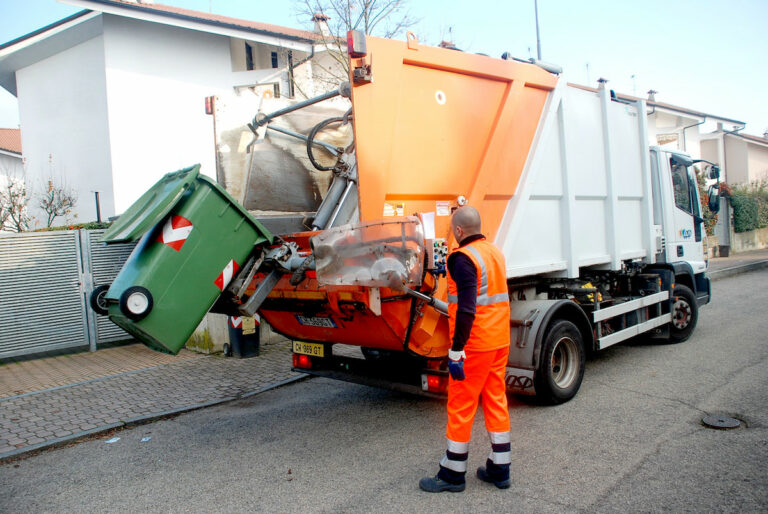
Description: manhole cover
xmin=702 ymin=415 xmax=741 ymax=429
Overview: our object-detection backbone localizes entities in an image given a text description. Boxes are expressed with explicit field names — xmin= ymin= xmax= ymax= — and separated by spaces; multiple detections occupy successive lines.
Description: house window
xmin=245 ymin=43 xmax=254 ymax=71
xmin=271 ymin=51 xmax=279 ymax=68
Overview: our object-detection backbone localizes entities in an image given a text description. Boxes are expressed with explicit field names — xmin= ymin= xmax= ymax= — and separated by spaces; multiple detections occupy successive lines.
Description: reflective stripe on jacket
xmin=447 ymin=238 xmax=511 ymax=352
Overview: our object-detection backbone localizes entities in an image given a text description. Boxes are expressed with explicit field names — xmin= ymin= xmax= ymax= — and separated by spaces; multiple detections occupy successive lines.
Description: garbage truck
xmin=92 ymin=31 xmax=722 ymax=404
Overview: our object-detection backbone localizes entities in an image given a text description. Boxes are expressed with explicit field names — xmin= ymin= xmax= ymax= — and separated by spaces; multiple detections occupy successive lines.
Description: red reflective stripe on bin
xmin=157 ymin=215 xmax=193 ymax=251
xmin=215 ymin=259 xmax=240 ymax=291
xmin=229 ymin=316 xmax=243 ymax=328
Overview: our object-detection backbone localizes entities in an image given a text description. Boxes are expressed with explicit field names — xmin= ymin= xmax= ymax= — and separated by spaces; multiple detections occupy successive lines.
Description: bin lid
xmin=101 ymin=165 xmax=201 ymax=243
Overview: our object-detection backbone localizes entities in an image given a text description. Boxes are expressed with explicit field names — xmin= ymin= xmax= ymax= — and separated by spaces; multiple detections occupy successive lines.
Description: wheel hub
xmin=672 ymin=298 xmax=691 ymax=329
xmin=551 ymin=337 xmax=578 ymax=389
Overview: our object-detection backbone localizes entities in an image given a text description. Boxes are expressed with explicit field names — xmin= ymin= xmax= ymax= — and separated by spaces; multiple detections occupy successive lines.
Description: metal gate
xmin=83 ymin=229 xmax=137 ymax=346
xmin=0 ymin=231 xmax=88 ymax=358
xmin=0 ymin=230 xmax=136 ymax=359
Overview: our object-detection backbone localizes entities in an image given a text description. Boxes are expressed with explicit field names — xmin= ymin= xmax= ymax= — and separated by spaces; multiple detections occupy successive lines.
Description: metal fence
xmin=0 ymin=229 xmax=136 ymax=359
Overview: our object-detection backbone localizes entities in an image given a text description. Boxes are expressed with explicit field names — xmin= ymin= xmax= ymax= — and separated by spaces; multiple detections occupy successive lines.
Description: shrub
xmin=728 ymin=180 xmax=767 ymax=233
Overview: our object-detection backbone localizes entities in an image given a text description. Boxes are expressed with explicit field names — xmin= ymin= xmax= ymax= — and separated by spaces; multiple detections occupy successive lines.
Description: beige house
xmin=569 ymin=84 xmax=744 ymax=171
xmin=701 ymin=130 xmax=768 ymax=185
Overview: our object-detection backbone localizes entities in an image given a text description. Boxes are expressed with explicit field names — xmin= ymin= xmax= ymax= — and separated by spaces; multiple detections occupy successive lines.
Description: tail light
xmin=347 ymin=30 xmax=367 ymax=58
xmin=421 ymin=373 xmax=448 ymax=394
xmin=293 ymin=353 xmax=312 ymax=369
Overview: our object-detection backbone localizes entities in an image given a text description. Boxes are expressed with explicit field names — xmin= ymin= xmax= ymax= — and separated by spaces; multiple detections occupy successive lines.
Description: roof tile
xmin=0 ymin=128 xmax=21 ymax=154
xmin=98 ymin=0 xmax=324 ymax=42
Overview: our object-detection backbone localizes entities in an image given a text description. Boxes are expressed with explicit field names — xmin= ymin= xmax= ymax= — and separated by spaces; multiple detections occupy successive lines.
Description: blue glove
xmin=448 ymin=350 xmax=466 ymax=381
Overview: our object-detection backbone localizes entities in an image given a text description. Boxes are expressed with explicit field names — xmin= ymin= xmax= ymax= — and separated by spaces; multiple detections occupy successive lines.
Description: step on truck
xmin=95 ymin=31 xmax=722 ymax=404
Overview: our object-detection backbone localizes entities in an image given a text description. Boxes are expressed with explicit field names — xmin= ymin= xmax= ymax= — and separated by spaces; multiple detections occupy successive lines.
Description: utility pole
xmin=534 ymin=0 xmax=542 ymax=60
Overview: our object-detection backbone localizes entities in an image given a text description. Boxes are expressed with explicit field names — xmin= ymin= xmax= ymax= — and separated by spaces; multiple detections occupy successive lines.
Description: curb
xmin=0 ymin=374 xmax=308 ymax=462
xmin=709 ymin=260 xmax=768 ymax=281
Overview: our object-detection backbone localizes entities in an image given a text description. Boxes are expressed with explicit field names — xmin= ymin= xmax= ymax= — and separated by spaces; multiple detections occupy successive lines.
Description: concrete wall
xmin=15 ymin=35 xmax=114 ymax=228
xmin=730 ymin=227 xmax=768 ymax=253
xmin=724 ymin=136 xmax=749 ymax=185
xmin=101 ymin=15 xmax=239 ymax=213
xmin=746 ymin=142 xmax=768 ymax=183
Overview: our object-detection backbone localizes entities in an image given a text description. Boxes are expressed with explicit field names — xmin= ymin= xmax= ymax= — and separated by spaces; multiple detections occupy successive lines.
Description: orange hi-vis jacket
xmin=447 ymin=238 xmax=511 ymax=352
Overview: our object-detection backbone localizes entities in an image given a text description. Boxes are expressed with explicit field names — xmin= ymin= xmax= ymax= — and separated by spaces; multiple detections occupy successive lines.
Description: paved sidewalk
xmin=707 ymin=247 xmax=768 ymax=280
xmin=0 ymin=345 xmax=202 ymax=399
xmin=0 ymin=340 xmax=303 ymax=460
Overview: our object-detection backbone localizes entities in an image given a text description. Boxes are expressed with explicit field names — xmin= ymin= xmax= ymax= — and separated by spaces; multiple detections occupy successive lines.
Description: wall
xmin=724 ymin=136 xmax=749 ymax=184
xmin=700 ymin=139 xmax=719 ymax=168
xmin=746 ymin=142 xmax=768 ymax=183
xmin=15 ymin=34 xmax=115 ymax=228
xmin=0 ymin=153 xmax=23 ymax=177
xmin=730 ymin=227 xmax=768 ymax=253
xmin=101 ymin=15 xmax=236 ymax=213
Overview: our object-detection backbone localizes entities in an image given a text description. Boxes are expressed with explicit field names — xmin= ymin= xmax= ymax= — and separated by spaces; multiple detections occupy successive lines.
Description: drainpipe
xmin=681 ymin=118 xmax=705 ymax=153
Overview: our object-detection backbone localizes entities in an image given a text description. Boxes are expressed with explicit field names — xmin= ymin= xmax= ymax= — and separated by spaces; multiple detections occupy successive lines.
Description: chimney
xmin=313 ymin=13 xmax=331 ymax=38
xmin=647 ymin=89 xmax=657 ymax=102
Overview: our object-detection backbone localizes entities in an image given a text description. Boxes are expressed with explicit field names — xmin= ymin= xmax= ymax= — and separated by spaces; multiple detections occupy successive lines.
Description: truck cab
xmin=650 ymin=147 xmax=713 ymax=306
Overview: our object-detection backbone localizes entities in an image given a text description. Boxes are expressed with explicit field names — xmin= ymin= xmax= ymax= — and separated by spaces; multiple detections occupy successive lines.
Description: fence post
xmin=79 ymin=229 xmax=98 ymax=352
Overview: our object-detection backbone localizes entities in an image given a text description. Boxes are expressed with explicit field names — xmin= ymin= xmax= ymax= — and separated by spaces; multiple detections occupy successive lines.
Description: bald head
xmin=451 ymin=206 xmax=482 ymax=242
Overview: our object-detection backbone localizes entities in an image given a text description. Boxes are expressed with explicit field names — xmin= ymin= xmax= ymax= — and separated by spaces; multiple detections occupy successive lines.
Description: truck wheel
xmin=534 ymin=319 xmax=585 ymax=404
xmin=89 ymin=285 xmax=110 ymax=316
xmin=668 ymin=284 xmax=697 ymax=343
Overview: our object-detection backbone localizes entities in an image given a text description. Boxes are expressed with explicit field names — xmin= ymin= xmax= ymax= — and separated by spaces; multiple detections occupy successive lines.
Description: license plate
xmin=295 ymin=315 xmax=337 ymax=328
xmin=293 ymin=341 xmax=325 ymax=357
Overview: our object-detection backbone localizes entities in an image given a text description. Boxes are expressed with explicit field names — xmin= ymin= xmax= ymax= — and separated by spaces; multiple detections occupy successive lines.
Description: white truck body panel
xmin=496 ymin=83 xmax=656 ymax=279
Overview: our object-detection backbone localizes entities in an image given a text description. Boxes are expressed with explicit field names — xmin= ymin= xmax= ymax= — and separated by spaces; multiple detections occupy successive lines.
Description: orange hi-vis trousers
xmin=446 ymin=347 xmax=510 ymax=443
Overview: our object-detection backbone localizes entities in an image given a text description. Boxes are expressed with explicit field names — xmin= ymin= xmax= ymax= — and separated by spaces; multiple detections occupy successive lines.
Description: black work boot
xmin=476 ymin=459 xmax=511 ymax=489
xmin=419 ymin=475 xmax=466 ymax=493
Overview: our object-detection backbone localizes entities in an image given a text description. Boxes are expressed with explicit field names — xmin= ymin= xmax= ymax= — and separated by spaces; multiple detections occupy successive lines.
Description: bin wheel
xmin=90 ymin=285 xmax=111 ymax=316
xmin=223 ymin=343 xmax=232 ymax=357
xmin=119 ymin=286 xmax=153 ymax=321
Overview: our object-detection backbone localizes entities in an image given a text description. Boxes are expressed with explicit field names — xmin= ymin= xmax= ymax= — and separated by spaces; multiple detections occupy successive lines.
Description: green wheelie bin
xmin=101 ymin=164 xmax=273 ymax=354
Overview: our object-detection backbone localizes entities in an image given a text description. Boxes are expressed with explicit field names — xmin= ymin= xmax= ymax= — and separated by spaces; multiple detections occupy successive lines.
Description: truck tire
xmin=534 ymin=319 xmax=585 ymax=404
xmin=668 ymin=284 xmax=697 ymax=343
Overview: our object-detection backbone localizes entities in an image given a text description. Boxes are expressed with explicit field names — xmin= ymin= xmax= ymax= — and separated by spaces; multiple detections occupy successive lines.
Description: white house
xmin=0 ymin=128 xmax=22 ymax=178
xmin=0 ymin=0 xmax=340 ymax=228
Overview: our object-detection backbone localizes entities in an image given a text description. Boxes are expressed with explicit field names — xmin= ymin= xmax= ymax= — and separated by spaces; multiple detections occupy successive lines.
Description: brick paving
xmin=0 ymin=345 xmax=202 ymax=399
xmin=0 ymin=340 xmax=302 ymax=459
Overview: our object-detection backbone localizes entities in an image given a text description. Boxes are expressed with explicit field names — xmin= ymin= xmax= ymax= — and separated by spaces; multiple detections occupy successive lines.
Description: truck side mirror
xmin=708 ymin=165 xmax=720 ymax=180
xmin=708 ymin=185 xmax=720 ymax=213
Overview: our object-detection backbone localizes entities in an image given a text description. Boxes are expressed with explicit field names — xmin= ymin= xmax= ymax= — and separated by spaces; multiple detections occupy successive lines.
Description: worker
xmin=419 ymin=206 xmax=512 ymax=493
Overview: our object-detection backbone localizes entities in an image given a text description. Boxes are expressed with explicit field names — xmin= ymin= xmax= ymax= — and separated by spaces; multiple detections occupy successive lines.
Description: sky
xmin=0 ymin=0 xmax=766 ymax=135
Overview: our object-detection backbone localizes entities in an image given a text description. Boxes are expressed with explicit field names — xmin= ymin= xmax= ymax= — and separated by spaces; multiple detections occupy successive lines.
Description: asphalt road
xmin=2 ymin=271 xmax=767 ymax=513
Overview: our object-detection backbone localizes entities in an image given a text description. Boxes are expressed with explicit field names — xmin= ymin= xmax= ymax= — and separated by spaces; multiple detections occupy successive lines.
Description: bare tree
xmin=293 ymin=0 xmax=418 ymax=87
xmin=0 ymin=173 xmax=30 ymax=232
xmin=38 ymin=178 xmax=77 ymax=228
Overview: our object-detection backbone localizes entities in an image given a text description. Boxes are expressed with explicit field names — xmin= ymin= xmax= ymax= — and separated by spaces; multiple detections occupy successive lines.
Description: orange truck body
xmin=251 ymin=34 xmax=558 ymax=358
